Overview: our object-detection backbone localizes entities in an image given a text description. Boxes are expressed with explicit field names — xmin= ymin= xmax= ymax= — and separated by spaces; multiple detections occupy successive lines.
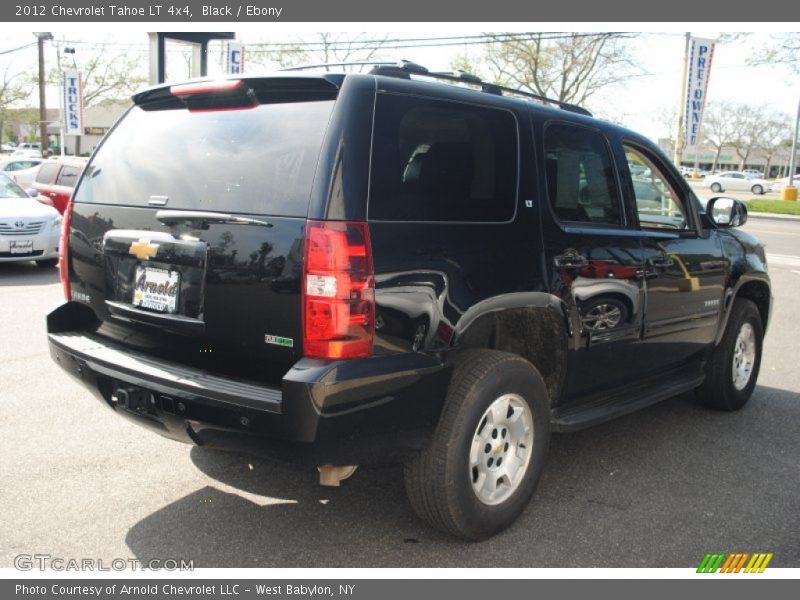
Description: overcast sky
xmin=1 ymin=25 xmax=797 ymax=143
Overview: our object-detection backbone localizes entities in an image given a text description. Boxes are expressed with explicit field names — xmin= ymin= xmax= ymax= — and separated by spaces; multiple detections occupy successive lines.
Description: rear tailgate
xmin=66 ymin=77 xmax=339 ymax=384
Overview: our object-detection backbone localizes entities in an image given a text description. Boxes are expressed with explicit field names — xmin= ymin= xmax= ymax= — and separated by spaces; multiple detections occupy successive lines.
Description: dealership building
xmin=658 ymin=139 xmax=798 ymax=178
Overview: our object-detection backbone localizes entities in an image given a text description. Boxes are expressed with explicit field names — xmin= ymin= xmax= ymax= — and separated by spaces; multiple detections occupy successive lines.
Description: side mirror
xmin=25 ymin=188 xmax=37 ymax=198
xmin=707 ymin=197 xmax=748 ymax=228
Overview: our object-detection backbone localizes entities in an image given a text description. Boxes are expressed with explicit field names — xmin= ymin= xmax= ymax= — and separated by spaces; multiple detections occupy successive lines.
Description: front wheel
xmin=404 ymin=350 xmax=550 ymax=540
xmin=710 ymin=182 xmax=723 ymax=193
xmin=696 ymin=299 xmax=763 ymax=411
xmin=751 ymin=184 xmax=764 ymax=195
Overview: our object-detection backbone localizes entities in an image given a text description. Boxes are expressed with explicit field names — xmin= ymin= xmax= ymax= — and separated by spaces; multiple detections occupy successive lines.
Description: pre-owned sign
xmin=62 ymin=70 xmax=84 ymax=136
xmin=683 ymin=37 xmax=715 ymax=148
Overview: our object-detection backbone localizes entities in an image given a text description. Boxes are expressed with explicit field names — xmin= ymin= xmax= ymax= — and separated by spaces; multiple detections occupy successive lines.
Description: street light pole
xmin=789 ymin=96 xmax=799 ymax=188
xmin=34 ymin=32 xmax=53 ymax=155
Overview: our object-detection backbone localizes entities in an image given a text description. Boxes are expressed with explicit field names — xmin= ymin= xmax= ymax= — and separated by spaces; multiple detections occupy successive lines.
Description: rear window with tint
xmin=74 ymin=101 xmax=335 ymax=216
xmin=369 ymin=93 xmax=518 ymax=222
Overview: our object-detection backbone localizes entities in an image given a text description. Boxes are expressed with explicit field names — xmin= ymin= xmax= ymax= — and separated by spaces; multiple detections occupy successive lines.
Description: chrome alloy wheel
xmin=732 ymin=322 xmax=757 ymax=391
xmin=582 ymin=303 xmax=622 ymax=331
xmin=469 ymin=393 xmax=534 ymax=506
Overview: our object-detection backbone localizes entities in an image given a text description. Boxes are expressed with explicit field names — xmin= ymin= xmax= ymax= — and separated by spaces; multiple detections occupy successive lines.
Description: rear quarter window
xmin=369 ymin=93 xmax=518 ymax=222
xmin=35 ymin=163 xmax=59 ymax=184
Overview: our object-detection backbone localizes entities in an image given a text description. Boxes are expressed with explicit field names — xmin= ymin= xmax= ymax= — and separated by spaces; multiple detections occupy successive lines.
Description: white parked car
xmin=12 ymin=143 xmax=43 ymax=158
xmin=0 ymin=173 xmax=61 ymax=267
xmin=704 ymin=171 xmax=771 ymax=195
xmin=0 ymin=157 xmax=43 ymax=189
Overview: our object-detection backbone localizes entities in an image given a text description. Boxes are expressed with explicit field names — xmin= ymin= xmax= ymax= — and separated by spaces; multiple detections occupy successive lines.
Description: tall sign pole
xmin=673 ymin=32 xmax=691 ymax=167
xmin=684 ymin=37 xmax=716 ymax=177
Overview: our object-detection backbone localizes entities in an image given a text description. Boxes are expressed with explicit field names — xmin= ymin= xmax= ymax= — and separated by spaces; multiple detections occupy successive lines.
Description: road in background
xmin=1 ymin=220 xmax=799 ymax=567
xmin=741 ymin=218 xmax=800 ymax=259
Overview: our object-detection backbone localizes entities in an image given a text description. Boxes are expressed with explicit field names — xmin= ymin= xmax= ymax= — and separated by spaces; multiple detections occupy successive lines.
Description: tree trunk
xmin=75 ymin=135 xmax=81 ymax=156
xmin=763 ymin=156 xmax=772 ymax=178
xmin=710 ymin=147 xmax=722 ymax=173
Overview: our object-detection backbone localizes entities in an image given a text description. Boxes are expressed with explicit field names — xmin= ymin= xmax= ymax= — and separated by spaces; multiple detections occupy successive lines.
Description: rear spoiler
xmin=132 ymin=74 xmax=344 ymax=109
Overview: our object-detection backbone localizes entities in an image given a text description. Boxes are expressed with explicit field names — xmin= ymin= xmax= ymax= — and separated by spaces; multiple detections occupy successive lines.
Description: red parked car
xmin=31 ymin=157 xmax=87 ymax=215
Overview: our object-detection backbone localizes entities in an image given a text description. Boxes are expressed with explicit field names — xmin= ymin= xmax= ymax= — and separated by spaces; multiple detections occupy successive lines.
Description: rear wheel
xmin=710 ymin=182 xmax=723 ymax=193
xmin=36 ymin=258 xmax=58 ymax=268
xmin=696 ymin=299 xmax=763 ymax=411
xmin=404 ymin=350 xmax=550 ymax=540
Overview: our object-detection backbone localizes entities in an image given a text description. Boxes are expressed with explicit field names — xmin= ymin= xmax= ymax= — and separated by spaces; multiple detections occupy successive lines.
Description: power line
xmin=0 ymin=42 xmax=37 ymax=56
xmin=245 ymin=31 xmax=622 ymax=49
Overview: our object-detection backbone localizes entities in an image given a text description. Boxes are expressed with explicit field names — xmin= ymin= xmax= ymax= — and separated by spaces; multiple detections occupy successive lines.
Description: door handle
xmin=553 ymin=251 xmax=589 ymax=269
xmin=648 ymin=255 xmax=674 ymax=269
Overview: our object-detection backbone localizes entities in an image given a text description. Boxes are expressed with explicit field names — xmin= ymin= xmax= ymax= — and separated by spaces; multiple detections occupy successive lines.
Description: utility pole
xmin=34 ymin=32 xmax=53 ymax=154
xmin=789 ymin=96 xmax=799 ymax=188
xmin=673 ymin=32 xmax=691 ymax=167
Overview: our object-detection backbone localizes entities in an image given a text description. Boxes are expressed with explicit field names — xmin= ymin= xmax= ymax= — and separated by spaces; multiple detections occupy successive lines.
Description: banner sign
xmin=62 ymin=70 xmax=84 ymax=136
xmin=683 ymin=37 xmax=715 ymax=148
xmin=227 ymin=42 xmax=245 ymax=74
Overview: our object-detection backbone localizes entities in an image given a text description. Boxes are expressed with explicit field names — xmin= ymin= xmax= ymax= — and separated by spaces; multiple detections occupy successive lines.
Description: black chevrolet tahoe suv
xmin=47 ymin=62 xmax=771 ymax=540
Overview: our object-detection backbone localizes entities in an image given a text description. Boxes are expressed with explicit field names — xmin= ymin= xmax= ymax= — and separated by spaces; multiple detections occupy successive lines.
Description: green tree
xmin=0 ymin=63 xmax=31 ymax=144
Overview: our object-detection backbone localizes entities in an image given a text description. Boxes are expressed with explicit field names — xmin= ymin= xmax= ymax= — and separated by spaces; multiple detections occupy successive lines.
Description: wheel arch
xmin=451 ymin=292 xmax=569 ymax=403
xmin=716 ymin=274 xmax=771 ymax=344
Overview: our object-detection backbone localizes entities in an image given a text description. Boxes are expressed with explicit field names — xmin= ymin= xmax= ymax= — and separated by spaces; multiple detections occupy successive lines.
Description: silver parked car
xmin=0 ymin=173 xmax=61 ymax=267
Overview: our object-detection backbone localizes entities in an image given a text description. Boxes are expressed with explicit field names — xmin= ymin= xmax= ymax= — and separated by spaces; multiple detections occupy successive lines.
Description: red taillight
xmin=169 ymin=79 xmax=244 ymax=96
xmin=169 ymin=79 xmax=257 ymax=112
xmin=303 ymin=220 xmax=374 ymax=360
xmin=59 ymin=201 xmax=73 ymax=300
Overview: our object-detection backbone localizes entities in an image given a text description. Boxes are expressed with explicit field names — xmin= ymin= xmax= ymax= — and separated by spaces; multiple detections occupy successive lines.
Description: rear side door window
xmin=56 ymin=166 xmax=80 ymax=187
xmin=369 ymin=93 xmax=518 ymax=222
xmin=543 ymin=124 xmax=623 ymax=226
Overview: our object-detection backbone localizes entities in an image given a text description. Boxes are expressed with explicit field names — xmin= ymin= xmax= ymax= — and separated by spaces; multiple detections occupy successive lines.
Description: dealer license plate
xmin=132 ymin=266 xmax=180 ymax=314
xmin=9 ymin=240 xmax=33 ymax=254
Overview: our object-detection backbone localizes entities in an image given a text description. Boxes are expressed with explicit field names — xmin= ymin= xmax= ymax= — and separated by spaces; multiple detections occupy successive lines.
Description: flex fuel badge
xmin=265 ymin=335 xmax=294 ymax=348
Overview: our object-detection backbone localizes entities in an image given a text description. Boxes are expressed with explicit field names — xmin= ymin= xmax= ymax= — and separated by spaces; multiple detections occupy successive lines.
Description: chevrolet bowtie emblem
xmin=128 ymin=239 xmax=160 ymax=261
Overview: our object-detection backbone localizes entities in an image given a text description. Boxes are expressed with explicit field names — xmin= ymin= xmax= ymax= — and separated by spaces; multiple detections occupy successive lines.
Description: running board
xmin=551 ymin=367 xmax=705 ymax=432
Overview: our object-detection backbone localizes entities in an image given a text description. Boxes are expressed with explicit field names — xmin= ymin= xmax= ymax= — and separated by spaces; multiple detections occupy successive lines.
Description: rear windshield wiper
xmin=155 ymin=210 xmax=272 ymax=228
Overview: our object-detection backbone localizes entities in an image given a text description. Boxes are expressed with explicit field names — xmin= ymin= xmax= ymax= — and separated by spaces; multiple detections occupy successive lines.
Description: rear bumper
xmin=47 ymin=303 xmax=448 ymax=464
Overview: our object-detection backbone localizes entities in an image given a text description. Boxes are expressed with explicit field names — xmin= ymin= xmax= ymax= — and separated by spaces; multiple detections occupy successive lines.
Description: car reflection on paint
xmin=573 ymin=260 xmax=642 ymax=332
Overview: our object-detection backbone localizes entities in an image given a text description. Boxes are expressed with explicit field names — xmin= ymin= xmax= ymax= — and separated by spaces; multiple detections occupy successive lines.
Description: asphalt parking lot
xmin=1 ymin=219 xmax=798 ymax=568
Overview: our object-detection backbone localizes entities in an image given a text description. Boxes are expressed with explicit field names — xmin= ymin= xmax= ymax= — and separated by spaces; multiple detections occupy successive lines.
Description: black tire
xmin=751 ymin=184 xmax=764 ymax=195
xmin=36 ymin=258 xmax=58 ymax=268
xmin=710 ymin=182 xmax=723 ymax=193
xmin=404 ymin=350 xmax=550 ymax=540
xmin=696 ymin=299 xmax=763 ymax=411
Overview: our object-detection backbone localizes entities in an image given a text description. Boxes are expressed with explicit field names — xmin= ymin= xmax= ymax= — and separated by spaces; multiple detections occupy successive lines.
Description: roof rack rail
xmin=279 ymin=61 xmax=395 ymax=72
xmin=370 ymin=60 xmax=592 ymax=117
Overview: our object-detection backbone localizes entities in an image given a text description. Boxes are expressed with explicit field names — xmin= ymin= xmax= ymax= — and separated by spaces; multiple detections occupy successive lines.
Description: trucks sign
xmin=62 ymin=70 xmax=84 ymax=136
